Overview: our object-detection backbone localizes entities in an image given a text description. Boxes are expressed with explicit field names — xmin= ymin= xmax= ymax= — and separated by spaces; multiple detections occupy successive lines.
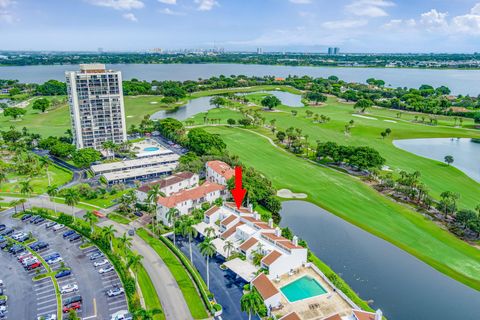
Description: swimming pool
xmin=143 ymin=147 xmax=160 ymax=152
xmin=280 ymin=276 xmax=327 ymax=302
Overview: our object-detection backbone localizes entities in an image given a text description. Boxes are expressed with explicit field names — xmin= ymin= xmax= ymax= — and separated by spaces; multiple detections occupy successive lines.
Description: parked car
xmin=21 ymin=214 xmax=32 ymax=221
xmin=0 ymin=298 xmax=6 ymax=306
xmin=98 ymin=265 xmax=114 ymax=274
xmin=63 ymin=295 xmax=82 ymax=306
xmin=0 ymin=243 xmax=7 ymax=250
xmin=45 ymin=221 xmax=57 ymax=229
xmin=63 ymin=302 xmax=81 ymax=313
xmin=0 ymin=288 xmax=3 ymax=296
xmin=55 ymin=270 xmax=71 ymax=279
xmin=69 ymin=234 xmax=81 ymax=242
xmin=18 ymin=234 xmax=30 ymax=242
xmin=133 ymin=211 xmax=143 ymax=217
xmin=89 ymin=252 xmax=104 ymax=260
xmin=11 ymin=232 xmax=26 ymax=240
xmin=62 ymin=230 xmax=75 ymax=238
xmin=0 ymin=228 xmax=13 ymax=236
xmin=127 ymin=229 xmax=135 ymax=236
xmin=60 ymin=283 xmax=78 ymax=294
xmin=47 ymin=257 xmax=63 ymax=265
xmin=110 ymin=310 xmax=132 ymax=320
xmin=52 ymin=224 xmax=65 ymax=231
xmin=37 ymin=314 xmax=56 ymax=320
xmin=9 ymin=245 xmax=24 ymax=255
xmin=106 ymin=286 xmax=124 ymax=297
xmin=30 ymin=241 xmax=49 ymax=251
xmin=0 ymin=224 xmax=6 ymax=231
xmin=93 ymin=259 xmax=109 ymax=267
xmin=29 ymin=216 xmax=40 ymax=223
xmin=33 ymin=217 xmax=45 ymax=225
xmin=0 ymin=279 xmax=3 ymax=287
xmin=0 ymin=236 xmax=4 ymax=243
xmin=26 ymin=261 xmax=42 ymax=270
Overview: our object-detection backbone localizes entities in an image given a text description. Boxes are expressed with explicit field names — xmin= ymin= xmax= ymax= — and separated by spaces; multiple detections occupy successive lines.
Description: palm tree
xmin=133 ymin=308 xmax=162 ymax=320
xmin=83 ymin=211 xmax=98 ymax=234
xmin=180 ymin=220 xmax=198 ymax=263
xmin=127 ymin=252 xmax=143 ymax=281
xmin=147 ymin=185 xmax=165 ymax=234
xmin=39 ymin=155 xmax=52 ymax=186
xmin=166 ymin=207 xmax=180 ymax=246
xmin=204 ymin=226 xmax=215 ymax=238
xmin=19 ymin=179 xmax=33 ymax=197
xmin=102 ymin=225 xmax=117 ymax=252
xmin=102 ymin=140 xmax=117 ymax=158
xmin=46 ymin=184 xmax=59 ymax=214
xmin=119 ymin=232 xmax=133 ymax=258
xmin=223 ymin=240 xmax=235 ymax=259
xmin=9 ymin=199 xmax=21 ymax=214
xmin=0 ymin=169 xmax=8 ymax=186
xmin=198 ymin=237 xmax=216 ymax=289
xmin=240 ymin=291 xmax=263 ymax=320
xmin=64 ymin=188 xmax=80 ymax=221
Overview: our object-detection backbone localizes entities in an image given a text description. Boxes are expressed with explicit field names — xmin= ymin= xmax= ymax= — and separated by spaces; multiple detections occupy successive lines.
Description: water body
xmin=2 ymin=63 xmax=480 ymax=95
xmin=393 ymin=138 xmax=480 ymax=183
xmin=280 ymin=200 xmax=480 ymax=320
xmin=150 ymin=90 xmax=303 ymax=120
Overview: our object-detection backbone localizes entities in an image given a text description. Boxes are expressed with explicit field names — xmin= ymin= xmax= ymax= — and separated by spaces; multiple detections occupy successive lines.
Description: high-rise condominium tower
xmin=65 ymin=64 xmax=127 ymax=150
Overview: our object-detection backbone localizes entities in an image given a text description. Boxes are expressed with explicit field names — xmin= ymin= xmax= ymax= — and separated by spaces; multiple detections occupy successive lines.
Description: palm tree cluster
xmin=240 ymin=290 xmax=264 ymax=320
xmin=146 ymin=185 xmax=165 ymax=235
xmin=118 ymin=189 xmax=138 ymax=216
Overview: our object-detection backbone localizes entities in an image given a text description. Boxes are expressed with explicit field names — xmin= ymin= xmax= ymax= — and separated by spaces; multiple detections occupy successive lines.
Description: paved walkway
xmin=98 ymin=219 xmax=194 ymax=320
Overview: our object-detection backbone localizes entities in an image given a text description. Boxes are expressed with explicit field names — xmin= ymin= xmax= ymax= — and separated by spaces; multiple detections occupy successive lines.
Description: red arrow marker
xmin=231 ymin=166 xmax=246 ymax=209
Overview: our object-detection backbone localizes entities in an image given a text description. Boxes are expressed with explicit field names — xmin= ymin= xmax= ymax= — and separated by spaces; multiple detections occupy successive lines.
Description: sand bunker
xmin=277 ymin=189 xmax=307 ymax=199
xmin=352 ymin=114 xmax=378 ymax=120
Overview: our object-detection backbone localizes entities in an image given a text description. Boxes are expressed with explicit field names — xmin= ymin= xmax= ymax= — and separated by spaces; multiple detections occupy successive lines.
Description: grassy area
xmin=203 ymin=126 xmax=480 ymax=291
xmin=0 ymin=163 xmax=72 ymax=195
xmin=137 ymin=264 xmax=165 ymax=320
xmin=137 ymin=228 xmax=209 ymax=319
xmin=107 ymin=213 xmax=131 ymax=225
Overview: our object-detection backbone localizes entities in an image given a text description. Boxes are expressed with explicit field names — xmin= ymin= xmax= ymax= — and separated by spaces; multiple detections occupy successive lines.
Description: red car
xmin=63 ymin=302 xmax=81 ymax=313
xmin=26 ymin=261 xmax=42 ymax=270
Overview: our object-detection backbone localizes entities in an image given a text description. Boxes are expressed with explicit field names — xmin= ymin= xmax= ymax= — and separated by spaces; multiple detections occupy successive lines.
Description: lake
xmin=150 ymin=90 xmax=303 ymax=120
xmin=2 ymin=63 xmax=480 ymax=95
xmin=280 ymin=200 xmax=480 ymax=320
xmin=393 ymin=138 xmax=480 ymax=183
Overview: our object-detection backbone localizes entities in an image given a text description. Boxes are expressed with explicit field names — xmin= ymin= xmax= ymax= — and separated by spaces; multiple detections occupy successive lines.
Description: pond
xmin=279 ymin=200 xmax=480 ymax=320
xmin=393 ymin=138 xmax=480 ymax=183
xmin=237 ymin=90 xmax=304 ymax=107
xmin=3 ymin=63 xmax=480 ymax=95
xmin=150 ymin=90 xmax=303 ymax=120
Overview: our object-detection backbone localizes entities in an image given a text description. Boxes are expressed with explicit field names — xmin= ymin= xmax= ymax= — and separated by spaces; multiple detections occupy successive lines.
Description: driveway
xmin=98 ymin=219 xmax=194 ymax=320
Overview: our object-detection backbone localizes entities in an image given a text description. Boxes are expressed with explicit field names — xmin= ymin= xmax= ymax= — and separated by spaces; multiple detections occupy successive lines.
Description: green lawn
xmin=137 ymin=229 xmax=209 ymax=319
xmin=203 ymin=126 xmax=480 ymax=291
xmin=108 ymin=213 xmax=131 ymax=225
xmin=0 ymin=163 xmax=72 ymax=195
xmin=137 ymin=264 xmax=165 ymax=320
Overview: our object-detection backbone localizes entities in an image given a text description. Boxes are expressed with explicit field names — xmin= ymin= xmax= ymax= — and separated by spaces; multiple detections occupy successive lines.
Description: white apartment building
xmin=66 ymin=64 xmax=127 ymax=150
xmin=205 ymin=160 xmax=235 ymax=186
xmin=136 ymin=171 xmax=199 ymax=201
xmin=200 ymin=203 xmax=308 ymax=281
xmin=156 ymin=181 xmax=227 ymax=226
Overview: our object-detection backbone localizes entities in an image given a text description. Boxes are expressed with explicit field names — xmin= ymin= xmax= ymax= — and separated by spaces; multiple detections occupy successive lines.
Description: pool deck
xmin=273 ymin=267 xmax=353 ymax=319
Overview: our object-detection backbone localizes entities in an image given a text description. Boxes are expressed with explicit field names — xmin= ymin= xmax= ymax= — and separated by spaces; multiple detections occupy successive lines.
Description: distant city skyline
xmin=2 ymin=0 xmax=480 ymax=53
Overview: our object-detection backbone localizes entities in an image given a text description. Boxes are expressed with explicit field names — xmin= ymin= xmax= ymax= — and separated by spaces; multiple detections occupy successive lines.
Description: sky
xmin=1 ymin=0 xmax=480 ymax=53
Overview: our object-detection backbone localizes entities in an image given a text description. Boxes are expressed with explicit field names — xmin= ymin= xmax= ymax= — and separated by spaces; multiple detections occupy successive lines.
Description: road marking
xmin=37 ymin=293 xmax=56 ymax=301
xmin=37 ymin=297 xmax=57 ymax=305
xmin=37 ymin=303 xmax=57 ymax=311
xmin=108 ymin=303 xmax=127 ymax=311
xmin=107 ymin=298 xmax=126 ymax=306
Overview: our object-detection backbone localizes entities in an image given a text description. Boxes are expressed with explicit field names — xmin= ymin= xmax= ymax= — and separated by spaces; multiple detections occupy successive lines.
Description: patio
xmin=224 ymin=258 xmax=259 ymax=282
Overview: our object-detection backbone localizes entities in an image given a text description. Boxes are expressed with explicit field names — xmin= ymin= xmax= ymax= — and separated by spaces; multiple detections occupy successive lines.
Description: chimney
xmin=254 ymin=212 xmax=260 ymax=220
xmin=268 ymin=218 xmax=273 ymax=228
xmin=275 ymin=227 xmax=282 ymax=237
xmin=375 ymin=309 xmax=383 ymax=320
xmin=292 ymin=235 xmax=298 ymax=246
xmin=248 ymin=204 xmax=253 ymax=213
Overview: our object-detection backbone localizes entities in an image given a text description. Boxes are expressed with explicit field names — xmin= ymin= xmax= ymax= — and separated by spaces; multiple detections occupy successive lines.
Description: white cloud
xmin=122 ymin=12 xmax=138 ymax=21
xmin=0 ymin=0 xmax=14 ymax=9
xmin=382 ymin=18 xmax=415 ymax=30
xmin=86 ymin=0 xmax=144 ymax=10
xmin=420 ymin=9 xmax=448 ymax=30
xmin=346 ymin=0 xmax=394 ymax=18
xmin=159 ymin=7 xmax=185 ymax=15
xmin=289 ymin=0 xmax=312 ymax=4
xmin=322 ymin=19 xmax=368 ymax=29
xmin=0 ymin=0 xmax=15 ymax=23
xmin=158 ymin=0 xmax=177 ymax=4
xmin=194 ymin=0 xmax=218 ymax=11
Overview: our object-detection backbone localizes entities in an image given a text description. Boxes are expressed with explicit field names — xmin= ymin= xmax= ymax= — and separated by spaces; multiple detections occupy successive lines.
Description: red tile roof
xmin=239 ymin=237 xmax=258 ymax=251
xmin=252 ymin=273 xmax=279 ymax=300
xmin=157 ymin=181 xmax=224 ymax=208
xmin=206 ymin=161 xmax=235 ymax=180
xmin=137 ymin=172 xmax=195 ymax=193
xmin=324 ymin=314 xmax=342 ymax=320
xmin=353 ymin=310 xmax=376 ymax=320
xmin=280 ymin=312 xmax=302 ymax=320
xmin=220 ymin=215 xmax=237 ymax=227
xmin=225 ymin=202 xmax=251 ymax=213
xmin=262 ymin=250 xmax=282 ymax=266
xmin=220 ymin=221 xmax=244 ymax=239
xmin=204 ymin=205 xmax=220 ymax=217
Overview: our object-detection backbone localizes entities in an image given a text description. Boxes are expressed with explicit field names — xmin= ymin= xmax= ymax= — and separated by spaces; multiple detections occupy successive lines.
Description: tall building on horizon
xmin=328 ymin=47 xmax=340 ymax=55
xmin=65 ymin=64 xmax=127 ymax=151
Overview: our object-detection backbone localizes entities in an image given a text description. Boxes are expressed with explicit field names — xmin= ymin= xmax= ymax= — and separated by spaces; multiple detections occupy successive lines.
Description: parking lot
xmin=0 ymin=211 xmax=129 ymax=319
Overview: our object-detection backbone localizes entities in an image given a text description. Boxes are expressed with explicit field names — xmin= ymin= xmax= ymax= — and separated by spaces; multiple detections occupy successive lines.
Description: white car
xmin=0 ymin=279 xmax=3 ymax=287
xmin=60 ymin=283 xmax=78 ymax=294
xmin=106 ymin=287 xmax=124 ymax=297
xmin=37 ymin=314 xmax=56 ymax=320
xmin=93 ymin=259 xmax=109 ymax=267
xmin=110 ymin=310 xmax=132 ymax=320
xmin=52 ymin=224 xmax=64 ymax=231
xmin=0 ymin=306 xmax=5 ymax=312
xmin=47 ymin=257 xmax=63 ymax=265
xmin=98 ymin=265 xmax=114 ymax=274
